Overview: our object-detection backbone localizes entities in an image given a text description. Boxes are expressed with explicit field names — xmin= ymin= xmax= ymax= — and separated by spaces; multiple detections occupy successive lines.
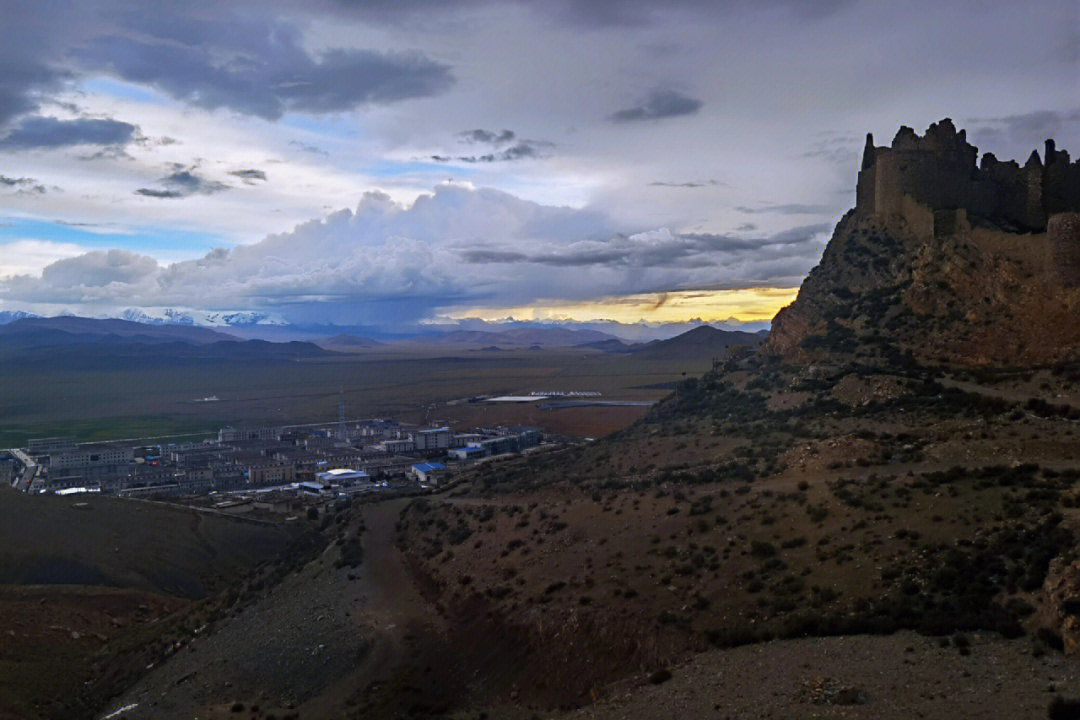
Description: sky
xmin=0 ymin=0 xmax=1077 ymax=333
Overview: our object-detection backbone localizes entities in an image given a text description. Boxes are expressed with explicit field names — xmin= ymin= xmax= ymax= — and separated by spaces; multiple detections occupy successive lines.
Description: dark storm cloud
xmin=461 ymin=249 xmax=529 ymax=263
xmin=0 ymin=0 xmax=854 ymax=132
xmin=72 ymin=11 xmax=454 ymax=120
xmin=461 ymin=223 xmax=831 ymax=270
xmin=971 ymin=110 xmax=1080 ymax=139
xmin=229 ymin=169 xmax=268 ymax=183
xmin=0 ymin=0 xmax=76 ymax=126
xmin=460 ymin=129 xmax=515 ymax=144
xmin=678 ymin=223 xmax=831 ymax=253
xmin=136 ymin=167 xmax=229 ymax=199
xmin=0 ymin=116 xmax=137 ymax=150
xmin=965 ymin=109 xmax=1080 ymax=162
xmin=610 ymin=89 xmax=702 ymax=122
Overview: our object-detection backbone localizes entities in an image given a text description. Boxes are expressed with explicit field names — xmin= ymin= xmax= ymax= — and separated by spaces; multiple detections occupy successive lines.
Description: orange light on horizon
xmin=443 ymin=287 xmax=799 ymax=325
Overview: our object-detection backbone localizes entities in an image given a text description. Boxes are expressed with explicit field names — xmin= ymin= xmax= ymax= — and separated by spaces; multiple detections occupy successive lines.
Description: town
xmin=1 ymin=419 xmax=549 ymax=508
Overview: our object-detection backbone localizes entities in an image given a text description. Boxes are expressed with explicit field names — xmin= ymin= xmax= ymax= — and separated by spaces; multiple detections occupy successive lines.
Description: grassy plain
xmin=0 ymin=347 xmax=710 ymax=446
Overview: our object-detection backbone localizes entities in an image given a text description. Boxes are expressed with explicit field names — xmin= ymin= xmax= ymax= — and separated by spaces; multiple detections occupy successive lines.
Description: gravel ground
xmin=556 ymin=631 xmax=1080 ymax=720
xmin=110 ymin=543 xmax=369 ymax=719
xmin=104 ymin=498 xmax=438 ymax=720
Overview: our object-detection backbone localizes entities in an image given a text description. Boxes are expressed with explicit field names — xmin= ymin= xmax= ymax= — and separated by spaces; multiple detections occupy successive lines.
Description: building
xmin=315 ymin=468 xmax=370 ymax=483
xmin=0 ymin=455 xmax=14 ymax=485
xmin=218 ymin=426 xmax=280 ymax=443
xmin=49 ymin=444 xmax=134 ymax=471
xmin=380 ymin=438 xmax=414 ymax=454
xmin=477 ymin=429 xmax=542 ymax=456
xmin=247 ymin=463 xmax=296 ymax=486
xmin=414 ymin=427 xmax=451 ymax=452
xmin=27 ymin=436 xmax=76 ymax=455
xmin=411 ymin=462 xmax=447 ymax=485
xmin=448 ymin=446 xmax=486 ymax=461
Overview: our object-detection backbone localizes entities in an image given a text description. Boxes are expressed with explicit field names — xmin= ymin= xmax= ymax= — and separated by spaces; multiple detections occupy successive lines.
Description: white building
xmin=411 ymin=462 xmax=447 ymax=484
xmin=315 ymin=468 xmax=370 ymax=483
xmin=50 ymin=444 xmax=134 ymax=470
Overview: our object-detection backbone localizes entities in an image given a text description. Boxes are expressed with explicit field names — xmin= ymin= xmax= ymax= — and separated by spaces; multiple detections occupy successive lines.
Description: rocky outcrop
xmin=1035 ymin=556 xmax=1080 ymax=655
xmin=769 ymin=120 xmax=1080 ymax=366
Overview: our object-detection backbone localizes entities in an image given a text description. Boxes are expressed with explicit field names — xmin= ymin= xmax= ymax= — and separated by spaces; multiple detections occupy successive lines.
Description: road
xmin=8 ymin=448 xmax=37 ymax=492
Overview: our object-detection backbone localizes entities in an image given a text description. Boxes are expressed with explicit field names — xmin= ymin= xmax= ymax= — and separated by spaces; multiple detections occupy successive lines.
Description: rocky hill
xmin=769 ymin=119 xmax=1080 ymax=366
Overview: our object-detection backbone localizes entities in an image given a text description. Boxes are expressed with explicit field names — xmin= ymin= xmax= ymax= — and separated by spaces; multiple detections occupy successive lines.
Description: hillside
xmin=11 ymin=120 xmax=1080 ymax=720
xmin=0 ymin=487 xmax=320 ymax=719
xmin=0 ymin=487 xmax=314 ymax=597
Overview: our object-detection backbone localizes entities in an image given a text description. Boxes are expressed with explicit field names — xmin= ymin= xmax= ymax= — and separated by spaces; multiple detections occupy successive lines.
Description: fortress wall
xmin=855 ymin=120 xmax=1079 ymax=233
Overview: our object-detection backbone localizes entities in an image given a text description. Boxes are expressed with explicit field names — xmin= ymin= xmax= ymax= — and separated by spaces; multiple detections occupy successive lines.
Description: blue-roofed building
xmin=410 ymin=461 xmax=447 ymax=485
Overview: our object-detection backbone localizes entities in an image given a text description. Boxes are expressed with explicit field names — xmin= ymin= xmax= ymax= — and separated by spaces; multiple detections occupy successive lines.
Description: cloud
xmin=0 ymin=240 xmax=87 ymax=278
xmin=71 ymin=11 xmax=454 ymax=120
xmin=432 ymin=128 xmax=552 ymax=163
xmin=649 ymin=179 xmax=723 ymax=188
xmin=0 ymin=184 xmax=830 ymax=326
xmin=610 ymin=89 xmax=702 ymax=122
xmin=0 ymin=174 xmax=47 ymax=194
xmin=0 ymin=116 xmax=138 ymax=150
xmin=229 ymin=169 xmax=268 ymax=184
xmin=288 ymin=140 xmax=328 ymax=155
xmin=966 ymin=109 xmax=1080 ymax=161
xmin=736 ymin=203 xmax=836 ymax=215
xmin=332 ymin=0 xmax=855 ymax=28
xmin=0 ymin=0 xmax=72 ymax=126
xmin=135 ymin=167 xmax=230 ymax=199
xmin=460 ymin=129 xmax=516 ymax=144
xmin=432 ymin=143 xmax=549 ymax=163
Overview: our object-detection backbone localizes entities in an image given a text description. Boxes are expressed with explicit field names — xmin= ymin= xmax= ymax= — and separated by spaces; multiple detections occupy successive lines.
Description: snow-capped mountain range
xmin=117 ymin=308 xmax=288 ymax=327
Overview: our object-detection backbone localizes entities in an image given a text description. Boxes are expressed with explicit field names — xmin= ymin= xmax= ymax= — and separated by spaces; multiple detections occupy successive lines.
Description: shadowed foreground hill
xmin=0 ymin=487 xmax=321 ymax=720
xmin=0 ymin=487 xmax=314 ymax=598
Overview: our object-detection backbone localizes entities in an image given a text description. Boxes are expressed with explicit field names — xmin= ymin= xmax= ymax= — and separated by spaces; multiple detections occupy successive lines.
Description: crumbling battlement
xmin=856 ymin=118 xmax=1080 ymax=235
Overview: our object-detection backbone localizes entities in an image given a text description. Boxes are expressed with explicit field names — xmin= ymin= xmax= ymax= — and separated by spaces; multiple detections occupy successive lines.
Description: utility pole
xmin=338 ymin=386 xmax=347 ymax=440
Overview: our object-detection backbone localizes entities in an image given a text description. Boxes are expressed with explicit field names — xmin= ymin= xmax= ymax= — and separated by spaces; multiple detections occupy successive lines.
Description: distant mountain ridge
xmin=2 ymin=316 xmax=235 ymax=344
xmin=0 ymin=310 xmax=38 ymax=325
xmin=633 ymin=325 xmax=764 ymax=358
xmin=0 ymin=316 xmax=331 ymax=364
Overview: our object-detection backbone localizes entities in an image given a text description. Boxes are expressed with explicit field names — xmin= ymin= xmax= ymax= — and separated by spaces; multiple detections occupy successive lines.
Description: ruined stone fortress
xmin=855 ymin=118 xmax=1080 ymax=242
xmin=768 ymin=119 xmax=1080 ymax=365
